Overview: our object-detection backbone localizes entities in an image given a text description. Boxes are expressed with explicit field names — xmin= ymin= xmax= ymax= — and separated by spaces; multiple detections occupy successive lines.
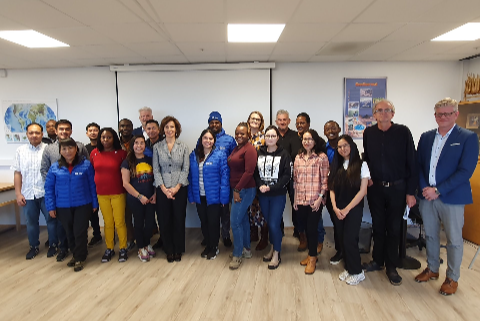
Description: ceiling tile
xmin=269 ymin=55 xmax=312 ymax=62
xmin=316 ymin=42 xmax=374 ymax=56
xmin=355 ymin=41 xmax=419 ymax=57
xmin=383 ymin=23 xmax=462 ymax=42
xmin=412 ymin=0 xmax=480 ymax=23
xmin=291 ymin=0 xmax=374 ymax=23
xmin=143 ymin=55 xmax=190 ymax=64
xmin=124 ymin=42 xmax=183 ymax=56
xmin=150 ymin=0 xmax=224 ymax=23
xmin=176 ymin=42 xmax=225 ymax=56
xmin=226 ymin=55 xmax=271 ymax=62
xmin=0 ymin=14 xmax=28 ymax=29
xmin=37 ymin=27 xmax=115 ymax=46
xmin=226 ymin=0 xmax=301 ymax=23
xmin=78 ymin=44 xmax=141 ymax=58
xmin=354 ymin=0 xmax=442 ymax=23
xmin=309 ymin=55 xmax=355 ymax=62
xmin=183 ymin=55 xmax=226 ymax=63
xmin=279 ymin=23 xmax=347 ymax=42
xmin=164 ymin=23 xmax=225 ymax=42
xmin=90 ymin=23 xmax=165 ymax=44
xmin=226 ymin=43 xmax=276 ymax=56
xmin=331 ymin=23 xmax=404 ymax=42
xmin=271 ymin=42 xmax=324 ymax=56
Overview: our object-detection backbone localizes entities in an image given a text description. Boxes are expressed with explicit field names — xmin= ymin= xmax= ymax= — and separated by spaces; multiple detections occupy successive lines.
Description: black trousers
xmin=57 ymin=204 xmax=92 ymax=262
xmin=326 ymin=193 xmax=341 ymax=252
xmin=125 ymin=204 xmax=134 ymax=242
xmin=297 ymin=205 xmax=322 ymax=256
xmin=127 ymin=196 xmax=156 ymax=249
xmin=196 ymin=196 xmax=221 ymax=249
xmin=367 ymin=183 xmax=406 ymax=270
xmin=286 ymin=180 xmax=298 ymax=233
xmin=220 ymin=203 xmax=231 ymax=240
xmin=89 ymin=208 xmax=101 ymax=238
xmin=333 ymin=205 xmax=363 ymax=275
xmin=156 ymin=186 xmax=187 ymax=255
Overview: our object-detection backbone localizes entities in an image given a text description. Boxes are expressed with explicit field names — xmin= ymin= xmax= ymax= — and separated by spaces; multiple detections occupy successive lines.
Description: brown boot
xmin=316 ymin=242 xmax=323 ymax=255
xmin=297 ymin=232 xmax=307 ymax=252
xmin=300 ymin=256 xmax=316 ymax=266
xmin=415 ymin=267 xmax=439 ymax=283
xmin=250 ymin=225 xmax=259 ymax=242
xmin=439 ymin=277 xmax=458 ymax=296
xmin=305 ymin=255 xmax=317 ymax=274
xmin=256 ymin=225 xmax=268 ymax=251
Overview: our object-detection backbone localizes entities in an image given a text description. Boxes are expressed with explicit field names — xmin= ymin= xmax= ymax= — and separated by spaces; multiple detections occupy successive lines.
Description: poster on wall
xmin=3 ymin=99 xmax=58 ymax=143
xmin=344 ymin=78 xmax=387 ymax=139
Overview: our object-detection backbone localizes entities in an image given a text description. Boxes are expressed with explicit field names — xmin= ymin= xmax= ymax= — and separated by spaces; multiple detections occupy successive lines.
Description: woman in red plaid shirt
xmin=293 ymin=129 xmax=329 ymax=275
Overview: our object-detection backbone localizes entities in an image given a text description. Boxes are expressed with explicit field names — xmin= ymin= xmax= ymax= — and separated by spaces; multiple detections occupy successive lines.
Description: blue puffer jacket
xmin=215 ymin=128 xmax=237 ymax=157
xmin=44 ymin=158 xmax=99 ymax=212
xmin=188 ymin=147 xmax=230 ymax=205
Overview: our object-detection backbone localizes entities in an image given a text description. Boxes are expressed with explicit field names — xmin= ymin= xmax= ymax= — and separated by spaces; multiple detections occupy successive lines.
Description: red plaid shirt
xmin=293 ymin=152 xmax=329 ymax=206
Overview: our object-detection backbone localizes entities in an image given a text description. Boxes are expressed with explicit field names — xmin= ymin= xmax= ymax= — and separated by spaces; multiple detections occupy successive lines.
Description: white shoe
xmin=339 ymin=269 xmax=349 ymax=281
xmin=243 ymin=248 xmax=253 ymax=259
xmin=346 ymin=271 xmax=365 ymax=285
xmin=138 ymin=248 xmax=149 ymax=263
xmin=146 ymin=244 xmax=156 ymax=257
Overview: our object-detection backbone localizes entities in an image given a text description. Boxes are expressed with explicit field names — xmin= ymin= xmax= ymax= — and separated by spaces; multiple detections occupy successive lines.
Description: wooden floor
xmin=0 ymin=227 xmax=479 ymax=321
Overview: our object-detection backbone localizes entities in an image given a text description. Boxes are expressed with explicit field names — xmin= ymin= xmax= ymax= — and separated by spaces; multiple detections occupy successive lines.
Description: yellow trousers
xmin=98 ymin=194 xmax=127 ymax=250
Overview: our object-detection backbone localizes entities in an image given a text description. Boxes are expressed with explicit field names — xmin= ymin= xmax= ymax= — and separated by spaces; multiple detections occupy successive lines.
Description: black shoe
xmin=174 ymin=253 xmax=182 ymax=262
xmin=201 ymin=239 xmax=207 ymax=246
xmin=329 ymin=251 xmax=343 ymax=265
xmin=44 ymin=240 xmax=49 ymax=248
xmin=293 ymin=230 xmax=300 ymax=239
xmin=126 ymin=241 xmax=136 ymax=252
xmin=67 ymin=257 xmax=76 ymax=267
xmin=87 ymin=236 xmax=102 ymax=248
xmin=223 ymin=237 xmax=232 ymax=248
xmin=167 ymin=254 xmax=174 ymax=263
xmin=26 ymin=247 xmax=39 ymax=260
xmin=118 ymin=248 xmax=128 ymax=262
xmin=74 ymin=261 xmax=84 ymax=272
xmin=201 ymin=246 xmax=210 ymax=258
xmin=47 ymin=245 xmax=58 ymax=258
xmin=101 ymin=249 xmax=115 ymax=263
xmin=153 ymin=237 xmax=163 ymax=249
xmin=56 ymin=249 xmax=69 ymax=262
xmin=362 ymin=260 xmax=384 ymax=272
xmin=386 ymin=269 xmax=403 ymax=286
xmin=207 ymin=247 xmax=219 ymax=260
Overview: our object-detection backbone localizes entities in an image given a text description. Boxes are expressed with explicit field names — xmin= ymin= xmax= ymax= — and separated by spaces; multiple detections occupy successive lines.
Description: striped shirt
xmin=11 ymin=142 xmax=47 ymax=200
xmin=198 ymin=151 xmax=210 ymax=196
xmin=293 ymin=152 xmax=329 ymax=206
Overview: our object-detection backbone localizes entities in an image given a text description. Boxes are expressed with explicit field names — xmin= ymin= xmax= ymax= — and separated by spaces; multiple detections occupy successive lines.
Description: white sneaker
xmin=243 ymin=248 xmax=253 ymax=259
xmin=346 ymin=271 xmax=365 ymax=285
xmin=146 ymin=244 xmax=156 ymax=257
xmin=339 ymin=269 xmax=350 ymax=281
xmin=138 ymin=248 xmax=149 ymax=263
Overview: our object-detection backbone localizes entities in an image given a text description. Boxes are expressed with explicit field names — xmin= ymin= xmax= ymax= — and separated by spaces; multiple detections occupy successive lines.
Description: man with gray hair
xmin=362 ymin=99 xmax=417 ymax=286
xmin=415 ymin=97 xmax=478 ymax=295
xmin=132 ymin=106 xmax=153 ymax=138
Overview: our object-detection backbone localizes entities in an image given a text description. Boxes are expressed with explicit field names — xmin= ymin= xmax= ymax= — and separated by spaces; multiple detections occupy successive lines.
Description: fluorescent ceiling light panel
xmin=432 ymin=23 xmax=480 ymax=41
xmin=228 ymin=24 xmax=285 ymax=43
xmin=0 ymin=30 xmax=69 ymax=48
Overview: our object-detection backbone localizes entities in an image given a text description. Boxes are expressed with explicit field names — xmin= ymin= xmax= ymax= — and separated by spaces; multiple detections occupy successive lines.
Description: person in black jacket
xmin=254 ymin=125 xmax=292 ymax=269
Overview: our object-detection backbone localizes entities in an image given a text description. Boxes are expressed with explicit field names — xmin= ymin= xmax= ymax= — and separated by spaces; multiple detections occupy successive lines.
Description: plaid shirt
xmin=293 ymin=152 xmax=329 ymax=206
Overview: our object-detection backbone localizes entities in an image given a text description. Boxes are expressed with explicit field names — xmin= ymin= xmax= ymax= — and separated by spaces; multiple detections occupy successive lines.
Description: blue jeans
xmin=230 ymin=187 xmax=256 ymax=257
xmin=258 ymin=194 xmax=286 ymax=252
xmin=24 ymin=197 xmax=57 ymax=248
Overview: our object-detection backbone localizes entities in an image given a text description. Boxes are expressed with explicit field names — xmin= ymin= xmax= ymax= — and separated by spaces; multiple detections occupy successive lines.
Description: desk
xmin=0 ymin=183 xmax=21 ymax=232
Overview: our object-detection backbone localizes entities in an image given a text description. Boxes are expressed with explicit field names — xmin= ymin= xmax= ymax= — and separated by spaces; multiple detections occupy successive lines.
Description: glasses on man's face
xmin=435 ymin=111 xmax=456 ymax=118
xmin=265 ymin=135 xmax=277 ymax=139
xmin=250 ymin=117 xmax=261 ymax=122
xmin=338 ymin=144 xmax=350 ymax=150
xmin=374 ymin=108 xmax=393 ymax=114
xmin=302 ymin=138 xmax=313 ymax=142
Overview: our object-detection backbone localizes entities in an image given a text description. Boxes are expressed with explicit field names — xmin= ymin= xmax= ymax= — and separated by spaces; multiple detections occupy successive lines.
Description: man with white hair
xmin=132 ymin=106 xmax=153 ymax=139
xmin=415 ymin=97 xmax=478 ymax=295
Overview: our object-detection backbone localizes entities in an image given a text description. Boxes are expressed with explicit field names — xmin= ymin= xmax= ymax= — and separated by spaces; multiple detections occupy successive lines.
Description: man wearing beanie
xmin=208 ymin=111 xmax=237 ymax=247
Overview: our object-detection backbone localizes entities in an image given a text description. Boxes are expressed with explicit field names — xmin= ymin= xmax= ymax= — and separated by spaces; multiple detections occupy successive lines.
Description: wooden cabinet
xmin=458 ymin=101 xmax=480 ymax=245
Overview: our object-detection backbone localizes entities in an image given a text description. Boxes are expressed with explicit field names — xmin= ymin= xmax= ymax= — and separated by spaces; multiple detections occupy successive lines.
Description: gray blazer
xmin=40 ymin=140 xmax=90 ymax=181
xmin=153 ymin=139 xmax=190 ymax=188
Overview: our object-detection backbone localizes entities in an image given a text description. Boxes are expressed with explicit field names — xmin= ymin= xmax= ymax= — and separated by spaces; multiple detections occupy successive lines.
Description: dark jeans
xmin=125 ymin=205 xmax=134 ymax=243
xmin=367 ymin=183 xmax=406 ymax=270
xmin=333 ymin=205 xmax=363 ymax=275
xmin=220 ymin=204 xmax=231 ymax=240
xmin=56 ymin=204 xmax=92 ymax=262
xmin=127 ymin=196 xmax=156 ymax=249
xmin=258 ymin=194 xmax=286 ymax=252
xmin=156 ymin=186 xmax=187 ymax=255
xmin=326 ymin=193 xmax=341 ymax=252
xmin=297 ymin=204 xmax=323 ymax=256
xmin=196 ymin=196 xmax=221 ymax=249
xmin=90 ymin=208 xmax=101 ymax=238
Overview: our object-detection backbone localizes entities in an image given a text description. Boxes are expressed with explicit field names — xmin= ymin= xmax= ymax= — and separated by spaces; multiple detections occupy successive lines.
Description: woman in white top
xmin=328 ymin=134 xmax=370 ymax=286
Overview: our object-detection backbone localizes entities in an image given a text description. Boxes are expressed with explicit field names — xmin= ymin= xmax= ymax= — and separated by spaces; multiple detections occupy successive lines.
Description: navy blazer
xmin=132 ymin=126 xmax=143 ymax=136
xmin=417 ymin=125 xmax=479 ymax=205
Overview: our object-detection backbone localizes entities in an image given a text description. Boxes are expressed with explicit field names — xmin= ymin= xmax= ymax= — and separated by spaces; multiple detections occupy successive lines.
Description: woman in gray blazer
xmin=153 ymin=116 xmax=190 ymax=263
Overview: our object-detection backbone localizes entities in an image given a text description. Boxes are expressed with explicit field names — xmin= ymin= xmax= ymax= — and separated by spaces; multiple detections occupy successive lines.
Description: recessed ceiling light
xmin=228 ymin=24 xmax=285 ymax=43
xmin=0 ymin=30 xmax=69 ymax=48
xmin=432 ymin=23 xmax=480 ymax=41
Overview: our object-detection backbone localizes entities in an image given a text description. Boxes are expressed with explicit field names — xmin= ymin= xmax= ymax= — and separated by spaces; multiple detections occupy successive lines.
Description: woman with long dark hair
xmin=188 ymin=128 xmax=230 ymax=260
xmin=293 ymin=129 xmax=329 ymax=275
xmin=45 ymin=138 xmax=98 ymax=272
xmin=254 ymin=125 xmax=292 ymax=269
xmin=121 ymin=135 xmax=156 ymax=262
xmin=153 ymin=116 xmax=190 ymax=263
xmin=328 ymin=134 xmax=369 ymax=285
xmin=90 ymin=127 xmax=128 ymax=263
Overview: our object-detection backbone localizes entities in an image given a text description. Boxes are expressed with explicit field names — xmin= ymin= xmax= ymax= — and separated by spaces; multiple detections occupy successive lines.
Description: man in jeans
xmin=13 ymin=123 xmax=58 ymax=260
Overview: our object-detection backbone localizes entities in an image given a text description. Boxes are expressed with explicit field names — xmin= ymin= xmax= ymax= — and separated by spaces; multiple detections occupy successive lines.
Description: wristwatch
xmin=319 ymin=193 xmax=324 ymax=199
xmin=434 ymin=188 xmax=440 ymax=196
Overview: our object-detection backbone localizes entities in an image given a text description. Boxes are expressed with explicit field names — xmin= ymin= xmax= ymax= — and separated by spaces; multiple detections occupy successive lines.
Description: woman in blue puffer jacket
xmin=45 ymin=138 xmax=98 ymax=272
xmin=188 ymin=128 xmax=230 ymax=260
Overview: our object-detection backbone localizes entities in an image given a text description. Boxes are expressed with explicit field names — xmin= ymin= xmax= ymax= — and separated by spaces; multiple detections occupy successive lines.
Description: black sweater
xmin=254 ymin=145 xmax=292 ymax=197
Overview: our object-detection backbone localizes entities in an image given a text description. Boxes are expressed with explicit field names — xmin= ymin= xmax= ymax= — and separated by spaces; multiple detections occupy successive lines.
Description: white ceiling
xmin=0 ymin=0 xmax=480 ymax=69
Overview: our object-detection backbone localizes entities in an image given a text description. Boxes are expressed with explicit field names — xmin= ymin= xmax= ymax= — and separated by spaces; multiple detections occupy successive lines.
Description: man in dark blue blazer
xmin=415 ymin=97 xmax=479 ymax=296
xmin=132 ymin=106 xmax=153 ymax=138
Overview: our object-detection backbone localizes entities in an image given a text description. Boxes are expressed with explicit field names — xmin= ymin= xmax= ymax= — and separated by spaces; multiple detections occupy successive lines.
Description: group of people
xmin=13 ymin=98 xmax=478 ymax=296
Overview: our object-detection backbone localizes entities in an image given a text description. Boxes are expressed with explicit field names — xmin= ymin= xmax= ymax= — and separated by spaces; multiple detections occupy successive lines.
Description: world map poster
xmin=344 ymin=78 xmax=387 ymax=139
xmin=3 ymin=100 xmax=58 ymax=143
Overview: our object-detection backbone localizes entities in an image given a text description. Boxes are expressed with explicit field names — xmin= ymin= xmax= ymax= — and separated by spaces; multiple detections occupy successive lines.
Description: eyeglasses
xmin=302 ymin=138 xmax=313 ymax=142
xmin=265 ymin=135 xmax=277 ymax=139
xmin=250 ymin=117 xmax=261 ymax=122
xmin=374 ymin=108 xmax=393 ymax=114
xmin=434 ymin=111 xmax=456 ymax=118
xmin=338 ymin=144 xmax=350 ymax=150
